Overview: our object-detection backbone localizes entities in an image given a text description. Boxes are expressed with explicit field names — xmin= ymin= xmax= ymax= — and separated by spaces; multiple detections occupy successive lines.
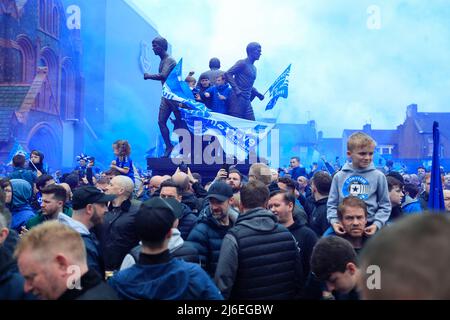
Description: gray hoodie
xmin=327 ymin=162 xmax=391 ymax=230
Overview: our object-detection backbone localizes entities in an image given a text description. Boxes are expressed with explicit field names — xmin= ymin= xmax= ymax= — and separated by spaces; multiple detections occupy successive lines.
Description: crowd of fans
xmin=1 ymin=132 xmax=450 ymax=300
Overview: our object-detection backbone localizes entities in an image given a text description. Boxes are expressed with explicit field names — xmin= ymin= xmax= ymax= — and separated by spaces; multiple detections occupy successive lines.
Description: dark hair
xmin=29 ymin=150 xmax=45 ymax=172
xmin=386 ymin=171 xmax=404 ymax=185
xmin=160 ymin=179 xmax=182 ymax=196
xmin=403 ymin=183 xmax=419 ymax=198
xmin=35 ymin=174 xmax=54 ymax=191
xmin=12 ymin=154 xmax=26 ymax=168
xmin=0 ymin=178 xmax=11 ymax=190
xmin=228 ymin=169 xmax=243 ymax=181
xmin=63 ymin=174 xmax=80 ymax=190
xmin=30 ymin=150 xmax=44 ymax=161
xmin=386 ymin=176 xmax=403 ymax=192
xmin=311 ymin=171 xmax=332 ymax=195
xmin=269 ymin=190 xmax=295 ymax=208
xmin=104 ymin=168 xmax=121 ymax=177
xmin=278 ymin=177 xmax=296 ymax=192
xmin=311 ymin=236 xmax=357 ymax=281
xmin=40 ymin=184 xmax=67 ymax=203
xmin=240 ymin=180 xmax=269 ymax=209
xmin=337 ymin=196 xmax=368 ymax=220
xmin=152 ymin=36 xmax=168 ymax=51
xmin=290 ymin=156 xmax=300 ymax=162
xmin=209 ymin=57 xmax=221 ymax=69
xmin=192 ymin=172 xmax=202 ymax=186
xmin=114 ymin=140 xmax=131 ymax=157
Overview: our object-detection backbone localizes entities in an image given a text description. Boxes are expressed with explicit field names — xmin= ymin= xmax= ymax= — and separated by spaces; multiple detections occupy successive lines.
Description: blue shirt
xmin=116 ymin=157 xmax=135 ymax=182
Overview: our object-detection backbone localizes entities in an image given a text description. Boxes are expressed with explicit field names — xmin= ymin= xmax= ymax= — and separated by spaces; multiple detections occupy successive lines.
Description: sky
xmin=129 ymin=0 xmax=450 ymax=138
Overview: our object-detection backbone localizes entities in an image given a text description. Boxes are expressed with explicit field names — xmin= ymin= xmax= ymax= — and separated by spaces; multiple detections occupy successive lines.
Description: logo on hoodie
xmin=342 ymin=176 xmax=370 ymax=200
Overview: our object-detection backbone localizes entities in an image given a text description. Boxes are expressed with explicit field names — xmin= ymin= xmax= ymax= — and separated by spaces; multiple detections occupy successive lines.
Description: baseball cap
xmin=205 ymin=181 xmax=233 ymax=202
xmin=72 ymin=186 xmax=116 ymax=210
xmin=135 ymin=197 xmax=183 ymax=242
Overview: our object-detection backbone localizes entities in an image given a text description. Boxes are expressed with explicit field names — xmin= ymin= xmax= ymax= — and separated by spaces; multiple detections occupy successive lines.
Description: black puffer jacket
xmin=215 ymin=208 xmax=303 ymax=300
xmin=187 ymin=206 xmax=238 ymax=276
xmin=179 ymin=203 xmax=197 ymax=240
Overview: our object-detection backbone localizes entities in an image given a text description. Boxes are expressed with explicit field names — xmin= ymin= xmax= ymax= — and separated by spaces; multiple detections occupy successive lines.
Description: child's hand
xmin=218 ymin=94 xmax=226 ymax=100
xmin=332 ymin=222 xmax=346 ymax=235
xmin=364 ymin=224 xmax=378 ymax=236
xmin=20 ymin=226 xmax=29 ymax=237
xmin=204 ymin=92 xmax=210 ymax=98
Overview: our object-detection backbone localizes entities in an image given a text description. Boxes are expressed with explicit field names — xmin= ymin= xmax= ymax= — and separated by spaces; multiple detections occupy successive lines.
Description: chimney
xmin=363 ymin=123 xmax=372 ymax=133
xmin=308 ymin=120 xmax=316 ymax=128
xmin=318 ymin=131 xmax=323 ymax=140
xmin=406 ymin=104 xmax=418 ymax=118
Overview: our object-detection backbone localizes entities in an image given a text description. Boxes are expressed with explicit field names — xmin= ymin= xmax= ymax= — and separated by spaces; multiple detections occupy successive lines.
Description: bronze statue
xmin=144 ymin=37 xmax=182 ymax=157
xmin=225 ymin=42 xmax=265 ymax=120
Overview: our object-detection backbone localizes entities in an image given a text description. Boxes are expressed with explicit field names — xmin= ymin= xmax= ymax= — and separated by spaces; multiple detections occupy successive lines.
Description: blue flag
xmin=428 ymin=121 xmax=445 ymax=211
xmin=265 ymin=64 xmax=291 ymax=111
xmin=162 ymin=59 xmax=275 ymax=160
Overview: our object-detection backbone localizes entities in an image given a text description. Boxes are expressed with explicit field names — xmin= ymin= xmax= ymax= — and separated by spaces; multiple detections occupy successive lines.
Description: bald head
xmin=107 ymin=175 xmax=134 ymax=198
xmin=172 ymin=172 xmax=190 ymax=191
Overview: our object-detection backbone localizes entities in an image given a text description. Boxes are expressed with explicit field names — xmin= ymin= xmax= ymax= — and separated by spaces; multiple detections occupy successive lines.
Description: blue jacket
xmin=108 ymin=258 xmax=223 ymax=300
xmin=8 ymin=179 xmax=36 ymax=233
xmin=8 ymin=168 xmax=36 ymax=188
xmin=187 ymin=206 xmax=237 ymax=276
xmin=402 ymin=196 xmax=422 ymax=214
xmin=205 ymin=84 xmax=232 ymax=114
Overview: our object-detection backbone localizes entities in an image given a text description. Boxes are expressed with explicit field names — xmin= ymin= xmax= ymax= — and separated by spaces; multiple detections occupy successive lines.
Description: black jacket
xmin=214 ymin=208 xmax=303 ymax=300
xmin=100 ymin=199 xmax=141 ymax=271
xmin=179 ymin=203 xmax=197 ymax=240
xmin=181 ymin=192 xmax=201 ymax=214
xmin=0 ymin=244 xmax=34 ymax=300
xmin=287 ymin=217 xmax=318 ymax=279
xmin=58 ymin=269 xmax=118 ymax=300
xmin=187 ymin=206 xmax=237 ymax=276
xmin=309 ymin=197 xmax=330 ymax=237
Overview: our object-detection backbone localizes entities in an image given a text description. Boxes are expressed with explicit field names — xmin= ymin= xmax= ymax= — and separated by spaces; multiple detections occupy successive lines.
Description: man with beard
xmin=188 ymin=182 xmax=238 ymax=277
xmin=335 ymin=196 xmax=369 ymax=254
xmin=226 ymin=169 xmax=243 ymax=194
xmin=35 ymin=185 xmax=69 ymax=226
xmin=64 ymin=186 xmax=116 ymax=278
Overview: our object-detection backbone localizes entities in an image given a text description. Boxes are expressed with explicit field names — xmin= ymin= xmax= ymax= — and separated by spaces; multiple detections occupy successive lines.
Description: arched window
xmin=0 ymin=46 xmax=23 ymax=83
xmin=61 ymin=58 xmax=76 ymax=119
xmin=39 ymin=47 xmax=59 ymax=98
xmin=17 ymin=35 xmax=36 ymax=83
xmin=52 ymin=7 xmax=59 ymax=36
xmin=39 ymin=0 xmax=46 ymax=29
xmin=46 ymin=0 xmax=52 ymax=32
